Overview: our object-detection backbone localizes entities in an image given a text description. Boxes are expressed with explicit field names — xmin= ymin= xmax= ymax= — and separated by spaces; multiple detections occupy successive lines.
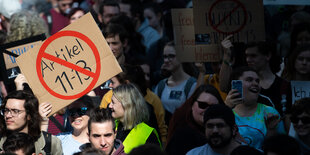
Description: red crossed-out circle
xmin=36 ymin=30 xmax=101 ymax=100
xmin=208 ymin=0 xmax=247 ymax=34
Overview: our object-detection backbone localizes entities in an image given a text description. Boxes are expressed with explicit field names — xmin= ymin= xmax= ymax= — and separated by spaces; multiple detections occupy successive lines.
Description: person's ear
xmin=123 ymin=39 xmax=128 ymax=48
xmin=98 ymin=14 xmax=103 ymax=23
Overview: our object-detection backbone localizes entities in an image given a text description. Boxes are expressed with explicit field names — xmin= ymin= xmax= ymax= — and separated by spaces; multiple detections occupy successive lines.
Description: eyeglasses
xmin=68 ymin=107 xmax=88 ymax=117
xmin=196 ymin=100 xmax=210 ymax=109
xmin=163 ymin=54 xmax=176 ymax=60
xmin=2 ymin=108 xmax=25 ymax=117
xmin=290 ymin=116 xmax=310 ymax=124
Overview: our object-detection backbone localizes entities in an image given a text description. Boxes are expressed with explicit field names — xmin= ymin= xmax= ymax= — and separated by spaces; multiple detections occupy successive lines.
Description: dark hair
xmin=68 ymin=7 xmax=85 ymax=19
xmin=282 ymin=43 xmax=310 ymax=80
xmin=129 ymin=144 xmax=167 ymax=155
xmin=3 ymin=132 xmax=35 ymax=155
xmin=143 ymin=2 xmax=163 ymax=26
xmin=1 ymin=90 xmax=41 ymax=140
xmin=263 ymin=134 xmax=300 ymax=155
xmin=71 ymin=95 xmax=95 ymax=110
xmin=230 ymin=66 xmax=258 ymax=85
xmin=88 ymin=108 xmax=115 ymax=134
xmin=99 ymin=0 xmax=120 ymax=15
xmin=203 ymin=104 xmax=235 ymax=128
xmin=289 ymin=23 xmax=310 ymax=57
xmin=114 ymin=64 xmax=147 ymax=96
xmin=103 ymin=23 xmax=129 ymax=44
xmin=167 ymin=84 xmax=225 ymax=143
xmin=290 ymin=97 xmax=310 ymax=117
xmin=246 ymin=41 xmax=282 ymax=73
xmin=73 ymin=147 xmax=106 ymax=155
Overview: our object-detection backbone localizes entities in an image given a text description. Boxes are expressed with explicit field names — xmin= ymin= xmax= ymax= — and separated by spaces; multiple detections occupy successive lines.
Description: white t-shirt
xmin=57 ymin=132 xmax=83 ymax=155
xmin=154 ymin=77 xmax=196 ymax=114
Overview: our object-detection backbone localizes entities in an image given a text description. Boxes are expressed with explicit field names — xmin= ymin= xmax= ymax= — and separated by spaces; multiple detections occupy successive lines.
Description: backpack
xmin=157 ymin=77 xmax=196 ymax=99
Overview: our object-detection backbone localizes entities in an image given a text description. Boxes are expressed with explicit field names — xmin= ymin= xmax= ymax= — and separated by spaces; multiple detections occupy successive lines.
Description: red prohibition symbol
xmin=36 ymin=30 xmax=101 ymax=100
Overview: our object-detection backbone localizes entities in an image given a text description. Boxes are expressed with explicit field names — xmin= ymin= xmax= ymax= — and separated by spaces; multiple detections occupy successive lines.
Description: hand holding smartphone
xmin=231 ymin=80 xmax=243 ymax=98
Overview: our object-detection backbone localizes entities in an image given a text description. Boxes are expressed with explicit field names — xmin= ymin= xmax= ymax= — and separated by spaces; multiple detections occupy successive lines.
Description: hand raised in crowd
xmin=225 ymin=89 xmax=243 ymax=108
xmin=264 ymin=113 xmax=281 ymax=130
xmin=14 ymin=74 xmax=28 ymax=90
xmin=221 ymin=35 xmax=235 ymax=65
xmin=39 ymin=102 xmax=52 ymax=122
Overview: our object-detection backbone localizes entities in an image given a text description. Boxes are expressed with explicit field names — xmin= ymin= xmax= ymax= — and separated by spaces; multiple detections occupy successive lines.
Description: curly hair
xmin=1 ymin=90 xmax=42 ymax=140
xmin=6 ymin=10 xmax=49 ymax=43
xmin=112 ymin=84 xmax=149 ymax=130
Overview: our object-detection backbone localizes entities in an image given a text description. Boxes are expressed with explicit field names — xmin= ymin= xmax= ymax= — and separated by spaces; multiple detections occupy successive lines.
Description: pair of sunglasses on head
xmin=68 ymin=107 xmax=88 ymax=117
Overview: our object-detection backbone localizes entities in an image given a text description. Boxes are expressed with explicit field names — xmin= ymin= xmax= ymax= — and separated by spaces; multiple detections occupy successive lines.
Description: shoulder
xmin=186 ymin=144 xmax=208 ymax=155
xmin=56 ymin=132 xmax=72 ymax=140
xmin=258 ymin=104 xmax=279 ymax=114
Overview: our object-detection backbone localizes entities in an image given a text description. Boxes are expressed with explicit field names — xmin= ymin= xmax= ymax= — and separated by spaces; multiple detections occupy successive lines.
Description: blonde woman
xmin=109 ymin=84 xmax=161 ymax=153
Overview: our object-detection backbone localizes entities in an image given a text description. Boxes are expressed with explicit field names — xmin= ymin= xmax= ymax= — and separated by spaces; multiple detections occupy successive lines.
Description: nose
xmin=108 ymin=82 xmax=113 ymax=88
xmin=100 ymin=137 xmax=106 ymax=146
xmin=108 ymin=103 xmax=113 ymax=109
xmin=211 ymin=126 xmax=219 ymax=133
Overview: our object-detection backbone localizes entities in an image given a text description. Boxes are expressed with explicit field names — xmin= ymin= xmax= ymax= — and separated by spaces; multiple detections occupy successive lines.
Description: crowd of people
xmin=0 ymin=0 xmax=309 ymax=155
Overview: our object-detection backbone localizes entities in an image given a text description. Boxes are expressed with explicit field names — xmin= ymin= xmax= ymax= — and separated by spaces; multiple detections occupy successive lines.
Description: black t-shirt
xmin=259 ymin=76 xmax=292 ymax=116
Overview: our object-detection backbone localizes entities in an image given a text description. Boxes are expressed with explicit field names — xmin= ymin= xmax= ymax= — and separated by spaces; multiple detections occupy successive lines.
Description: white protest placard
xmin=16 ymin=13 xmax=122 ymax=115
xmin=291 ymin=81 xmax=310 ymax=104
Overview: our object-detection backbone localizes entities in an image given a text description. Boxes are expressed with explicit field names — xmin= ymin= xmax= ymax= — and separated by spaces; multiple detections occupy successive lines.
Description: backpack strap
xmin=184 ymin=77 xmax=196 ymax=99
xmin=157 ymin=78 xmax=168 ymax=98
xmin=49 ymin=116 xmax=65 ymax=132
xmin=42 ymin=131 xmax=51 ymax=155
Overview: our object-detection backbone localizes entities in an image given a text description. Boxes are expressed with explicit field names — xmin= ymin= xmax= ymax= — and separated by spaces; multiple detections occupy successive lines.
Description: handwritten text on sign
xmin=4 ymin=41 xmax=41 ymax=69
xmin=193 ymin=0 xmax=265 ymax=44
xmin=291 ymin=81 xmax=310 ymax=104
xmin=37 ymin=30 xmax=101 ymax=100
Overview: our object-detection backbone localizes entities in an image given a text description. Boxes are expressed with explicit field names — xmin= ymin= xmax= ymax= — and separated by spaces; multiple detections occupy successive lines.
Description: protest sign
xmin=0 ymin=34 xmax=45 ymax=91
xmin=16 ymin=13 xmax=122 ymax=115
xmin=291 ymin=81 xmax=310 ymax=104
xmin=192 ymin=0 xmax=265 ymax=45
xmin=263 ymin=0 xmax=310 ymax=5
xmin=171 ymin=8 xmax=221 ymax=62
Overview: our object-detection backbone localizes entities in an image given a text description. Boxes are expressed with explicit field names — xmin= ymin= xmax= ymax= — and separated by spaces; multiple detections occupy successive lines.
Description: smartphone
xmin=231 ymin=80 xmax=243 ymax=98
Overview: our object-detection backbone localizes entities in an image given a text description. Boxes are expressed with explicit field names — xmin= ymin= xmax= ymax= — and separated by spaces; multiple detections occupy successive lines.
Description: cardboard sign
xmin=4 ymin=41 xmax=42 ymax=69
xmin=0 ymin=35 xmax=46 ymax=91
xmin=264 ymin=0 xmax=310 ymax=5
xmin=291 ymin=81 xmax=310 ymax=104
xmin=171 ymin=8 xmax=221 ymax=62
xmin=192 ymin=0 xmax=265 ymax=44
xmin=16 ymin=13 xmax=122 ymax=115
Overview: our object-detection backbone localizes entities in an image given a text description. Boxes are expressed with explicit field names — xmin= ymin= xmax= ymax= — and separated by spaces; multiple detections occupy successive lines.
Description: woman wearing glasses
xmin=165 ymin=84 xmax=225 ymax=154
xmin=154 ymin=41 xmax=197 ymax=125
xmin=108 ymin=84 xmax=161 ymax=154
xmin=56 ymin=95 xmax=95 ymax=155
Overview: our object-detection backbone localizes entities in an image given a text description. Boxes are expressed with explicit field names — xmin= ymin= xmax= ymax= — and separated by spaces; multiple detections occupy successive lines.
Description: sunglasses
xmin=290 ymin=116 xmax=310 ymax=124
xmin=196 ymin=100 xmax=210 ymax=109
xmin=68 ymin=107 xmax=88 ymax=117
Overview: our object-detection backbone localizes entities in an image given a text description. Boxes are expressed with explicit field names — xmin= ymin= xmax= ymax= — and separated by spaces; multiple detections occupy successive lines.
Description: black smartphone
xmin=231 ymin=80 xmax=243 ymax=98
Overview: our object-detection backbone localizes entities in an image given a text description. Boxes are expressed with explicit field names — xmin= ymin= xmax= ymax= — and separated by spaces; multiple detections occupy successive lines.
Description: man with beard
xmin=0 ymin=90 xmax=62 ymax=154
xmin=45 ymin=0 xmax=73 ymax=34
xmin=186 ymin=104 xmax=241 ymax=155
